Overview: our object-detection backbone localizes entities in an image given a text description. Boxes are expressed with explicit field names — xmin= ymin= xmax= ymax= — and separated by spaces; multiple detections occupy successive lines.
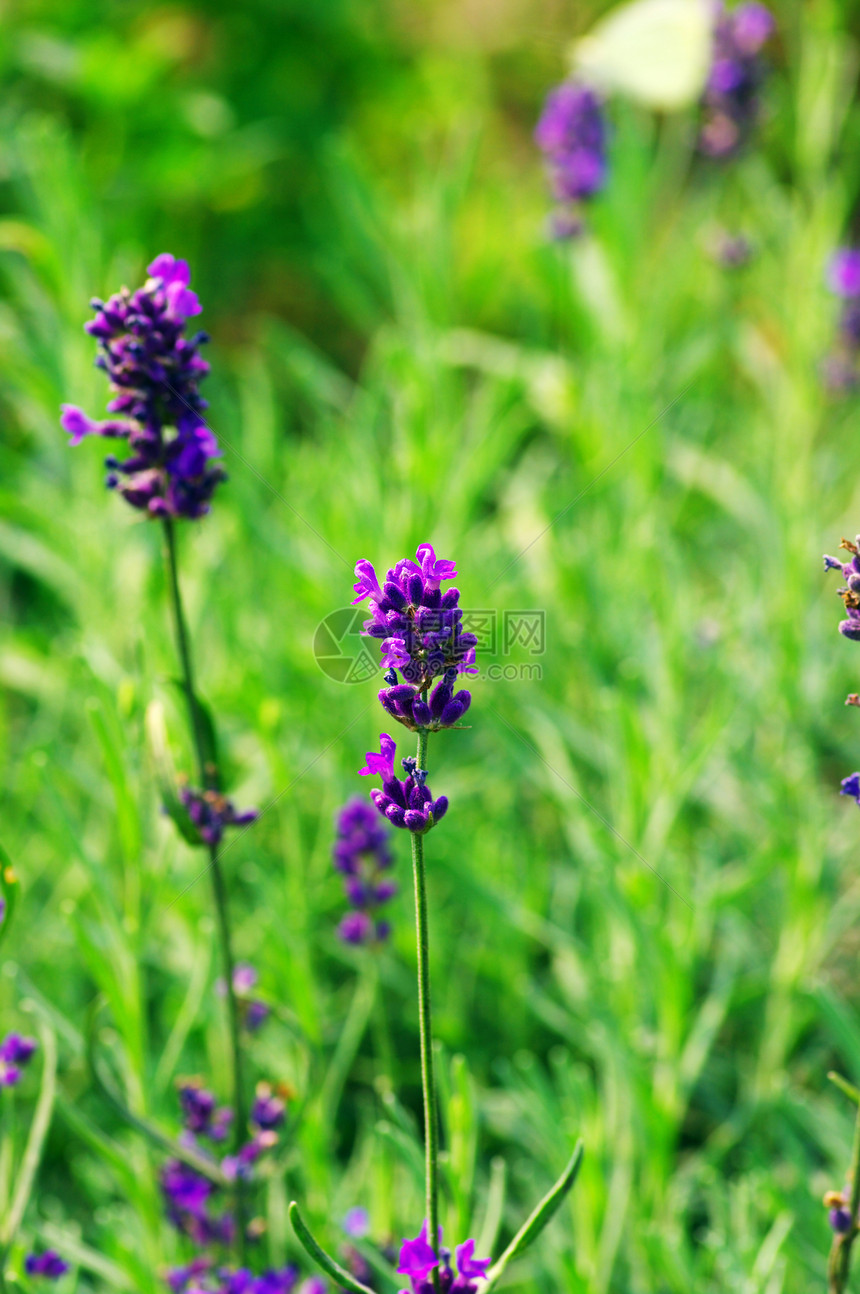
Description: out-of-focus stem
xmin=828 ymin=1100 xmax=860 ymax=1293
xmin=162 ymin=517 xmax=247 ymax=1260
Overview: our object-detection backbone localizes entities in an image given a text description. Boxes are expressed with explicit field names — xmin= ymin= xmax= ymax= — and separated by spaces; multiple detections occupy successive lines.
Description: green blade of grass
xmin=289 ymin=1200 xmax=376 ymax=1294
xmin=483 ymin=1140 xmax=584 ymax=1291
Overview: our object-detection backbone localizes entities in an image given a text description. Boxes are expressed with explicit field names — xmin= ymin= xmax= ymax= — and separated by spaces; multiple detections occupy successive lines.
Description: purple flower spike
xmin=535 ymin=81 xmax=607 ymax=237
xmin=829 ymin=250 xmax=860 ymax=300
xmin=25 ymin=1252 xmax=69 ymax=1280
xmin=334 ymin=797 xmax=396 ymax=944
xmin=354 ymin=546 xmax=475 ymax=732
xmin=831 ymin=1206 xmax=854 ymax=1233
xmin=361 ymin=736 xmax=447 ymax=835
xmin=841 ymin=773 xmax=860 ymax=804
xmin=396 ymin=1222 xmax=490 ymax=1294
xmin=178 ymin=786 xmax=258 ymax=848
xmin=0 ymin=1032 xmax=36 ymax=1087
xmin=699 ymin=3 xmax=774 ymax=158
xmin=63 ymin=255 xmax=224 ymax=519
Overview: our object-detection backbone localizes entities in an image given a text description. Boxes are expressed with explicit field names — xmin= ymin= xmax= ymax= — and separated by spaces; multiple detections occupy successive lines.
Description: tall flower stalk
xmin=291 ymin=544 xmax=582 ymax=1294
xmin=822 ymin=539 xmax=860 ymax=1290
xmin=162 ymin=514 xmax=250 ymax=1251
xmin=62 ymin=254 xmax=257 ymax=1262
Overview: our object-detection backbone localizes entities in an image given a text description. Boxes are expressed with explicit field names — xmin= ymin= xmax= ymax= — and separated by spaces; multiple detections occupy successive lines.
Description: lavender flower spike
xmin=699 ymin=3 xmax=775 ymax=158
xmin=360 ymin=734 xmax=448 ymax=834
xmin=535 ymin=80 xmax=607 ymax=239
xmin=62 ymin=254 xmax=225 ymax=519
xmin=25 ymin=1252 xmax=69 ymax=1280
xmin=179 ymin=786 xmax=259 ymax=846
xmin=396 ymin=1221 xmax=490 ymax=1294
xmin=354 ymin=543 xmax=476 ymax=732
xmin=334 ymin=797 xmax=396 ymax=944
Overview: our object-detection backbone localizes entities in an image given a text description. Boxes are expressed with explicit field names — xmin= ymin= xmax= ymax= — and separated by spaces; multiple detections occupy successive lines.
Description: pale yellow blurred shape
xmin=572 ymin=0 xmax=713 ymax=110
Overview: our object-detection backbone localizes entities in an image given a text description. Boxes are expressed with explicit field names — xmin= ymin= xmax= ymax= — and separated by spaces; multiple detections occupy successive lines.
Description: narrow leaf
xmin=145 ymin=701 xmax=202 ymax=846
xmin=829 ymin=1071 xmax=860 ymax=1105
xmin=1 ymin=1024 xmax=57 ymax=1247
xmin=289 ymin=1201 xmax=376 ymax=1294
xmin=484 ymin=1140 xmax=584 ymax=1290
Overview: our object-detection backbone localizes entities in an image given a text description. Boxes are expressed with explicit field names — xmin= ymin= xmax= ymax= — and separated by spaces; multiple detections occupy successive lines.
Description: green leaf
xmin=483 ymin=1140 xmax=584 ymax=1291
xmin=0 ymin=1024 xmax=57 ymax=1248
xmin=170 ymin=680 xmax=220 ymax=784
xmin=145 ymin=701 xmax=203 ymax=846
xmin=829 ymin=1071 xmax=860 ymax=1106
xmin=289 ymin=1201 xmax=376 ymax=1294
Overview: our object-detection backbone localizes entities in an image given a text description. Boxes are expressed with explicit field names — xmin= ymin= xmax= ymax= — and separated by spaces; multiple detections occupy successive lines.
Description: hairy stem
xmin=411 ymin=724 xmax=440 ymax=1291
xmin=828 ymin=1100 xmax=860 ymax=1293
xmin=162 ymin=517 xmax=247 ymax=1259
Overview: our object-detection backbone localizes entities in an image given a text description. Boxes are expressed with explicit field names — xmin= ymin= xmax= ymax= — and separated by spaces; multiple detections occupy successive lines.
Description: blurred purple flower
xmin=342 ymin=1206 xmax=370 ymax=1239
xmin=334 ymin=798 xmax=396 ymax=946
xmin=180 ymin=786 xmax=258 ymax=847
xmin=25 ymin=1252 xmax=69 ymax=1280
xmin=700 ymin=3 xmax=774 ymax=158
xmin=0 ymin=1032 xmax=36 ymax=1087
xmin=535 ymin=81 xmax=607 ymax=237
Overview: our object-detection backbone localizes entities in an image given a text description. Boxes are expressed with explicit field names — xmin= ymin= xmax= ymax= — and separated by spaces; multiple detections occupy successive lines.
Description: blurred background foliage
xmin=7 ymin=0 xmax=860 ymax=1292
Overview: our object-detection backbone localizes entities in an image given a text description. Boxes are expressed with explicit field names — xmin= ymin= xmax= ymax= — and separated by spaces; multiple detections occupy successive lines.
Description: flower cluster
xmin=825 ymin=1186 xmax=855 ymax=1234
xmin=217 ymin=963 xmax=270 ymax=1032
xmin=168 ymin=1260 xmax=323 ymax=1294
xmin=360 ymin=735 xmax=448 ymax=835
xmin=534 ymin=80 xmax=607 ymax=239
xmin=161 ymin=1077 xmax=287 ymax=1246
xmin=333 ymin=798 xmax=396 ymax=945
xmin=353 ymin=544 xmax=475 ymax=732
xmin=61 ymin=254 xmax=225 ymax=519
xmin=823 ymin=537 xmax=860 ymax=808
xmin=396 ymin=1222 xmax=489 ymax=1294
xmin=823 ymin=249 xmax=860 ymax=391
xmin=0 ymin=1032 xmax=36 ymax=1087
xmin=25 ymin=1252 xmax=69 ymax=1281
xmin=699 ymin=3 xmax=775 ymax=157
xmin=180 ymin=786 xmax=259 ymax=847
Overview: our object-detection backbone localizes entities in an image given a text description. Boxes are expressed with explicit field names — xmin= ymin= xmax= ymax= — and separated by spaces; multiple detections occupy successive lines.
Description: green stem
xmin=411 ymin=724 xmax=440 ymax=1291
xmin=828 ymin=1101 xmax=860 ymax=1293
xmin=162 ymin=517 xmax=247 ymax=1260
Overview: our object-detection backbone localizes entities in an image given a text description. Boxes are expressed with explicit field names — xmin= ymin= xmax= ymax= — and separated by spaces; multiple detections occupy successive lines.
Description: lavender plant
xmin=333 ymin=799 xmax=396 ymax=946
xmin=534 ymin=81 xmax=608 ymax=240
xmin=699 ymin=2 xmax=774 ymax=158
xmin=290 ymin=545 xmax=582 ymax=1294
xmin=821 ymin=539 xmax=860 ymax=1291
xmin=62 ymin=255 xmax=266 ymax=1270
xmin=823 ymin=250 xmax=860 ymax=391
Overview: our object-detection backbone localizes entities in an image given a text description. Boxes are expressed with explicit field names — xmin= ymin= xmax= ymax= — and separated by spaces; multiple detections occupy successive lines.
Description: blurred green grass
xmin=6 ymin=0 xmax=860 ymax=1291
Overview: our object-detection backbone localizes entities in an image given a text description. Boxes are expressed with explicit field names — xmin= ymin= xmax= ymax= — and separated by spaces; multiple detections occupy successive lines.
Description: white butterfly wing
xmin=572 ymin=0 xmax=714 ymax=110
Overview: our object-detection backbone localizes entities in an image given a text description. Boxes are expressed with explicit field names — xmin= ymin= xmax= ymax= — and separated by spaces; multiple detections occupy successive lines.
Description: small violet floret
xmin=396 ymin=1221 xmax=490 ymax=1294
xmin=360 ymin=735 xmax=448 ymax=834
